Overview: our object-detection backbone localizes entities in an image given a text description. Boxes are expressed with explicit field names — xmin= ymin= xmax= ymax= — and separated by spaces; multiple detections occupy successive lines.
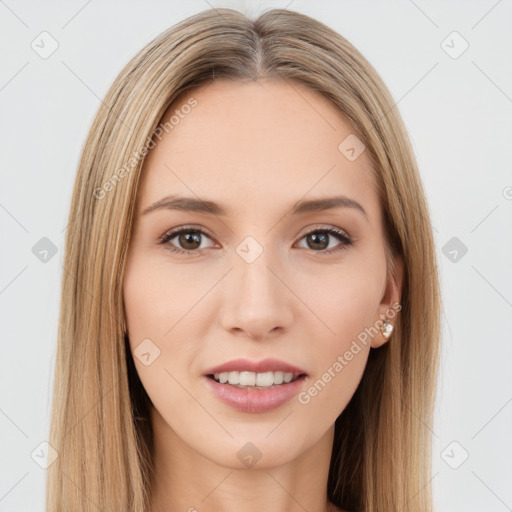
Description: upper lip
xmin=203 ymin=358 xmax=308 ymax=376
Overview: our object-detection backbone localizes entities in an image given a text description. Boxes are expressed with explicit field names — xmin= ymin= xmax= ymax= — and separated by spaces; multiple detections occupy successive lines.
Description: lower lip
xmin=203 ymin=375 xmax=307 ymax=413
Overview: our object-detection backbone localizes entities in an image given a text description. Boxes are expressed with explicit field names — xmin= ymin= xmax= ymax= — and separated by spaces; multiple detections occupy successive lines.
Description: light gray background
xmin=1 ymin=1 xmax=511 ymax=510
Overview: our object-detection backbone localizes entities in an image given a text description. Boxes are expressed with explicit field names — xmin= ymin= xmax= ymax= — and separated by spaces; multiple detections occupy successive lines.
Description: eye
xmin=295 ymin=226 xmax=353 ymax=254
xmin=159 ymin=224 xmax=353 ymax=256
xmin=159 ymin=226 xmax=217 ymax=256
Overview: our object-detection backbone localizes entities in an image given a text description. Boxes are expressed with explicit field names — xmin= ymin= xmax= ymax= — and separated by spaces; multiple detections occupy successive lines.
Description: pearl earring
xmin=380 ymin=320 xmax=393 ymax=339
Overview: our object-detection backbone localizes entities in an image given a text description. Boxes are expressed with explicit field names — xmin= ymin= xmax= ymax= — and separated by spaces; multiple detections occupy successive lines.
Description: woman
xmin=47 ymin=7 xmax=441 ymax=512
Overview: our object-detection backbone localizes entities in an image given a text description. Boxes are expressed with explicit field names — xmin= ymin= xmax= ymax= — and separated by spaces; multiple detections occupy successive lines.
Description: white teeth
xmin=273 ymin=371 xmax=284 ymax=384
xmin=256 ymin=371 xmax=274 ymax=386
xmin=212 ymin=371 xmax=299 ymax=387
xmin=239 ymin=371 xmax=256 ymax=386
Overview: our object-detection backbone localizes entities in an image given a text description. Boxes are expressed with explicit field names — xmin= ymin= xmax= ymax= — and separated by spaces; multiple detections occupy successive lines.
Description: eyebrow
xmin=141 ymin=194 xmax=368 ymax=220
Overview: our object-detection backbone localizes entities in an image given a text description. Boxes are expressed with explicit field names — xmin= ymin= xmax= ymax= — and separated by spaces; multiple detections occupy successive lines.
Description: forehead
xmin=137 ymin=79 xmax=380 ymax=223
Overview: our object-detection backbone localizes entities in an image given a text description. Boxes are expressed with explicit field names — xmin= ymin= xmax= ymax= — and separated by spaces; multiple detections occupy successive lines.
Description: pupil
xmin=180 ymin=232 xmax=200 ymax=249
xmin=308 ymin=232 xmax=328 ymax=250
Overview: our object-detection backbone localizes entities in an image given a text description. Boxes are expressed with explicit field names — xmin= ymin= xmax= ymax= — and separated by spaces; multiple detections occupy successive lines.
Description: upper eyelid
xmin=161 ymin=225 xmax=216 ymax=242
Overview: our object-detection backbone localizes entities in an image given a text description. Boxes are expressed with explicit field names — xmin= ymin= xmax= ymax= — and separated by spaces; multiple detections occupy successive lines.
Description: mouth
xmin=206 ymin=370 xmax=306 ymax=390
xmin=203 ymin=371 xmax=308 ymax=413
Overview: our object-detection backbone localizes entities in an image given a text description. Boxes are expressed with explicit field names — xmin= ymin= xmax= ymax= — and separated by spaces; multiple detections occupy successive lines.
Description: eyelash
xmin=158 ymin=225 xmax=353 ymax=257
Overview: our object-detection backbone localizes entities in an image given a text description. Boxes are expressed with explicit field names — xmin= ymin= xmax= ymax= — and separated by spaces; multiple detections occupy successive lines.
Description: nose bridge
xmin=235 ymin=238 xmax=285 ymax=310
xmin=219 ymin=236 xmax=293 ymax=337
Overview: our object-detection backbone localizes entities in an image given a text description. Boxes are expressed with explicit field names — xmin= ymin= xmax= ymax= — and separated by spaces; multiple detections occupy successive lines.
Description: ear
xmin=371 ymin=253 xmax=404 ymax=349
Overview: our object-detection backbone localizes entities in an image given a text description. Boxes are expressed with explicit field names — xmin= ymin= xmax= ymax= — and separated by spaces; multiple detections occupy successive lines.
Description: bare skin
xmin=123 ymin=78 xmax=403 ymax=512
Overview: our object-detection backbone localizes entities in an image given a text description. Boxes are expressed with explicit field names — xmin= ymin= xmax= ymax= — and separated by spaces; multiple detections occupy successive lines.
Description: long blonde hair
xmin=47 ymin=7 xmax=441 ymax=511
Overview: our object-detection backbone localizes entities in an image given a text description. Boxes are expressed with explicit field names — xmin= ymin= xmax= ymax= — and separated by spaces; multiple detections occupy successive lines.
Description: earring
xmin=380 ymin=320 xmax=393 ymax=339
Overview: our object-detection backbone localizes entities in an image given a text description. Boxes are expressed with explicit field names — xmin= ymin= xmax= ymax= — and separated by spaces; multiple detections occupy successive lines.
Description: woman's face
xmin=123 ymin=78 xmax=402 ymax=469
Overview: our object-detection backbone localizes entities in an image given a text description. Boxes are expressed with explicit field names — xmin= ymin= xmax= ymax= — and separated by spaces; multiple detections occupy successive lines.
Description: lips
xmin=201 ymin=358 xmax=308 ymax=413
xmin=203 ymin=374 xmax=307 ymax=413
xmin=203 ymin=358 xmax=308 ymax=377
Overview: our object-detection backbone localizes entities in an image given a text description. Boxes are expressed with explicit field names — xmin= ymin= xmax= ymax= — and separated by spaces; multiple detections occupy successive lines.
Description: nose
xmin=218 ymin=248 xmax=295 ymax=341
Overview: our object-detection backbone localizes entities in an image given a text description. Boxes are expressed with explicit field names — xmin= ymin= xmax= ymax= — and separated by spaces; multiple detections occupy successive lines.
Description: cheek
xmin=303 ymin=261 xmax=383 ymax=352
xmin=123 ymin=254 xmax=208 ymax=390
xmin=123 ymin=259 xmax=197 ymax=418
xmin=295 ymin=262 xmax=382 ymax=417
xmin=123 ymin=254 xmax=199 ymax=341
xmin=123 ymin=262 xmax=162 ymax=342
